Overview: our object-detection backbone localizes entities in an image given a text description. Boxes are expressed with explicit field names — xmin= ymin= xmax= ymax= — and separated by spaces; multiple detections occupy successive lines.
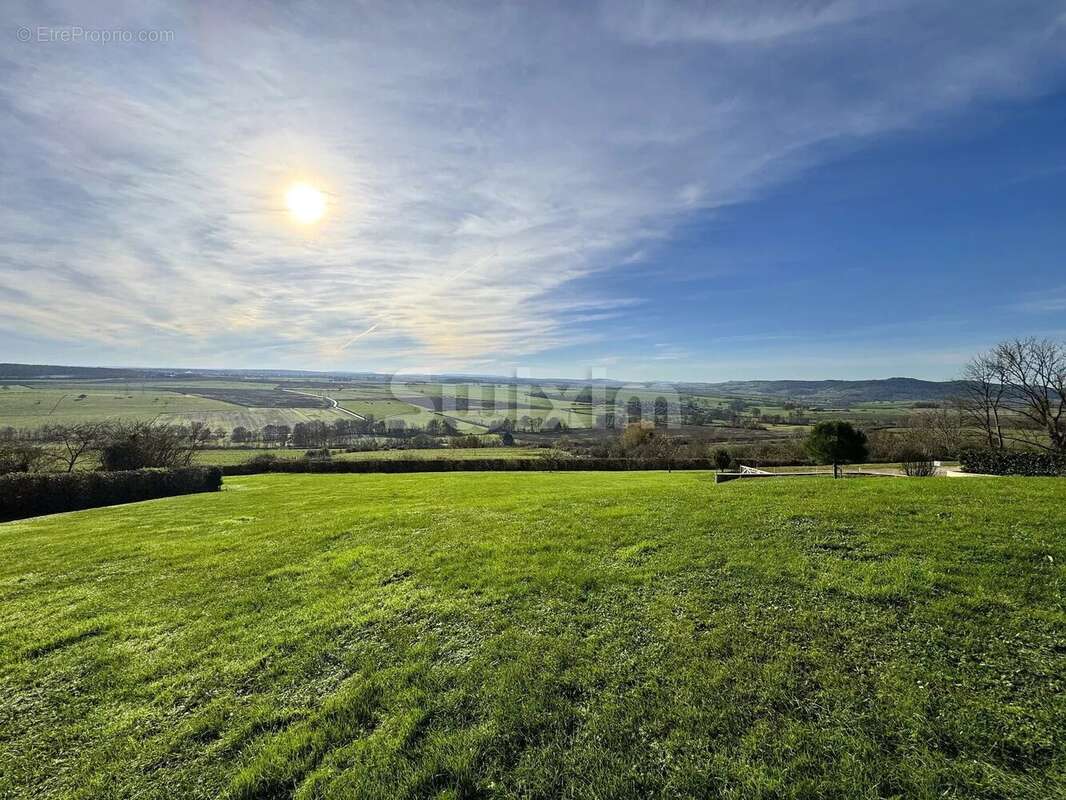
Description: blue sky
xmin=2 ymin=1 xmax=1065 ymax=381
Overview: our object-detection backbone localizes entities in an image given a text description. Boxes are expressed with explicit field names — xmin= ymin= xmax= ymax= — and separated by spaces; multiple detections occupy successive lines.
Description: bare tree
xmin=900 ymin=452 xmax=939 ymax=477
xmin=185 ymin=422 xmax=213 ymax=462
xmin=905 ymin=403 xmax=969 ymax=459
xmin=42 ymin=421 xmax=111 ymax=472
xmin=992 ymin=338 xmax=1066 ymax=452
xmin=100 ymin=421 xmax=212 ymax=470
xmin=958 ymin=351 xmax=1007 ymax=449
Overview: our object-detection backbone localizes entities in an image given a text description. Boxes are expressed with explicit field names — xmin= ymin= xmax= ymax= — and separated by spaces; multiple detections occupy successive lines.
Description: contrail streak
xmin=340 ymin=322 xmax=379 ymax=350
xmin=336 ymin=246 xmax=497 ymax=351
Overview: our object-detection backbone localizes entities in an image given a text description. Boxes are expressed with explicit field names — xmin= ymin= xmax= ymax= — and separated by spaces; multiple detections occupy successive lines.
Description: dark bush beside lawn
xmin=0 ymin=467 xmax=222 ymax=521
xmin=960 ymin=448 xmax=1065 ymax=476
xmin=222 ymin=457 xmax=716 ymax=475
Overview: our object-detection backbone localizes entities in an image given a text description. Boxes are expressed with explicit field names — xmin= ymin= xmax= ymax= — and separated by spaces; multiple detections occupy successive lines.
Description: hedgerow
xmin=0 ymin=467 xmax=223 ymax=521
xmin=222 ymin=458 xmax=716 ymax=476
xmin=959 ymin=449 xmax=1065 ymax=476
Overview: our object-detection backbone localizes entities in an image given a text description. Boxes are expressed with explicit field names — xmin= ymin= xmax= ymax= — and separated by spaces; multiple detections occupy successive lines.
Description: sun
xmin=285 ymin=182 xmax=326 ymax=224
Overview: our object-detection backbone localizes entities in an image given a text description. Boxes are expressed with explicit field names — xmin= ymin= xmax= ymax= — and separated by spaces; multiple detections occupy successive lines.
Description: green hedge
xmin=0 ymin=467 xmax=223 ymax=521
xmin=959 ymin=449 xmax=1065 ymax=476
xmin=222 ymin=458 xmax=717 ymax=476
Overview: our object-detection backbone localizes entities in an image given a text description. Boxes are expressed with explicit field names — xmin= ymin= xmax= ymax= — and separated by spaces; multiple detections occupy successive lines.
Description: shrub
xmin=345 ymin=438 xmax=382 ymax=452
xmin=0 ymin=442 xmax=51 ymax=475
xmin=0 ymin=467 xmax=223 ymax=521
xmin=451 ymin=435 xmax=483 ymax=449
xmin=245 ymin=453 xmax=281 ymax=468
xmin=959 ymin=449 xmax=1065 ymax=476
xmin=899 ymin=448 xmax=939 ymax=477
xmin=409 ymin=433 xmax=440 ymax=449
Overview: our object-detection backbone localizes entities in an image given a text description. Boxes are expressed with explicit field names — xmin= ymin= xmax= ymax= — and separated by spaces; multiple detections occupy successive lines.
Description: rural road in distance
xmin=282 ymin=388 xmax=367 ymax=421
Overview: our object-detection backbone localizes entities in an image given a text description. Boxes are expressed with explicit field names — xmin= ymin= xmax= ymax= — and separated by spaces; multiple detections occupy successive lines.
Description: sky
xmin=2 ymin=1 xmax=1065 ymax=382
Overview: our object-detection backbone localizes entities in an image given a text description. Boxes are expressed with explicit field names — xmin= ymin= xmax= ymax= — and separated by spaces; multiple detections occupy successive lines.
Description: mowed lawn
xmin=1 ymin=475 xmax=1063 ymax=799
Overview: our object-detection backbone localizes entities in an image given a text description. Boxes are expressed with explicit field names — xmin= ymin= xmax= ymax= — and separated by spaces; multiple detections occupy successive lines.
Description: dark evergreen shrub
xmin=959 ymin=449 xmax=1065 ymax=476
xmin=222 ymin=458 xmax=717 ymax=476
xmin=0 ymin=467 xmax=222 ymax=521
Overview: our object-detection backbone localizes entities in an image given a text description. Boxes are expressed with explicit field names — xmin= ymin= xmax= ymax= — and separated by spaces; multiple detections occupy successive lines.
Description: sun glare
xmin=285 ymin=182 xmax=326 ymax=224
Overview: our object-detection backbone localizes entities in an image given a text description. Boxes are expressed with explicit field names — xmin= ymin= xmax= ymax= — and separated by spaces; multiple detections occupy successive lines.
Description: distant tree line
xmin=555 ymin=426 xmax=711 ymax=461
xmin=680 ymin=398 xmax=821 ymax=429
xmin=0 ymin=421 xmax=212 ymax=475
xmin=226 ymin=415 xmax=540 ymax=448
xmin=0 ymin=416 xmax=508 ymax=476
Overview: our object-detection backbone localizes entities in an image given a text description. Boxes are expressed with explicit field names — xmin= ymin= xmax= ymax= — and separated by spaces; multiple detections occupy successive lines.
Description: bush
xmin=899 ymin=449 xmax=939 ymax=477
xmin=0 ymin=442 xmax=51 ymax=475
xmin=345 ymin=438 xmax=382 ymax=453
xmin=451 ymin=435 xmax=483 ymax=449
xmin=408 ymin=433 xmax=440 ymax=449
xmin=245 ymin=453 xmax=281 ymax=468
xmin=0 ymin=467 xmax=223 ymax=521
xmin=959 ymin=449 xmax=1065 ymax=476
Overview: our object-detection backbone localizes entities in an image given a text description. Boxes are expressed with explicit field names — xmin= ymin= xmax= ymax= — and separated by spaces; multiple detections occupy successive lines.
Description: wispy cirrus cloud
xmin=600 ymin=0 xmax=884 ymax=44
xmin=1 ymin=1 xmax=1064 ymax=371
xmin=1011 ymin=285 xmax=1066 ymax=314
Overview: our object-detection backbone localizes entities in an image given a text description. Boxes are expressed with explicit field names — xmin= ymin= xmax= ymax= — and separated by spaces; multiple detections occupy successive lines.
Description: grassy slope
xmin=158 ymin=408 xmax=345 ymax=430
xmin=0 ymin=387 xmax=240 ymax=426
xmin=335 ymin=399 xmax=429 ymax=419
xmin=1 ymin=474 xmax=1063 ymax=799
xmin=0 ymin=387 xmax=343 ymax=430
xmin=10 ymin=380 xmax=456 ymax=431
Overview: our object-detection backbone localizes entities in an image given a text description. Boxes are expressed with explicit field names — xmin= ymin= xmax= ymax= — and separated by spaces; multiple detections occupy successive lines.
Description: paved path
xmin=282 ymin=389 xmax=367 ymax=421
xmin=941 ymin=468 xmax=989 ymax=478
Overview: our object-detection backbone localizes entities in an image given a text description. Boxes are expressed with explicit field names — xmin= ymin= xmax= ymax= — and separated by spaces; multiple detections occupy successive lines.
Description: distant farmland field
xmin=0 ymin=387 xmax=239 ymax=427
xmin=0 ymin=375 xmax=934 ymax=443
xmin=0 ymin=385 xmax=349 ymax=430
xmin=163 ymin=387 xmax=333 ymax=409
xmin=159 ymin=408 xmax=348 ymax=429
xmin=335 ymin=398 xmax=426 ymax=419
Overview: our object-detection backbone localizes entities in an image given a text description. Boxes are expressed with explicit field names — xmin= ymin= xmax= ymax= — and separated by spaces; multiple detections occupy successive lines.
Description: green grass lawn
xmin=1 ymin=474 xmax=1063 ymax=798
